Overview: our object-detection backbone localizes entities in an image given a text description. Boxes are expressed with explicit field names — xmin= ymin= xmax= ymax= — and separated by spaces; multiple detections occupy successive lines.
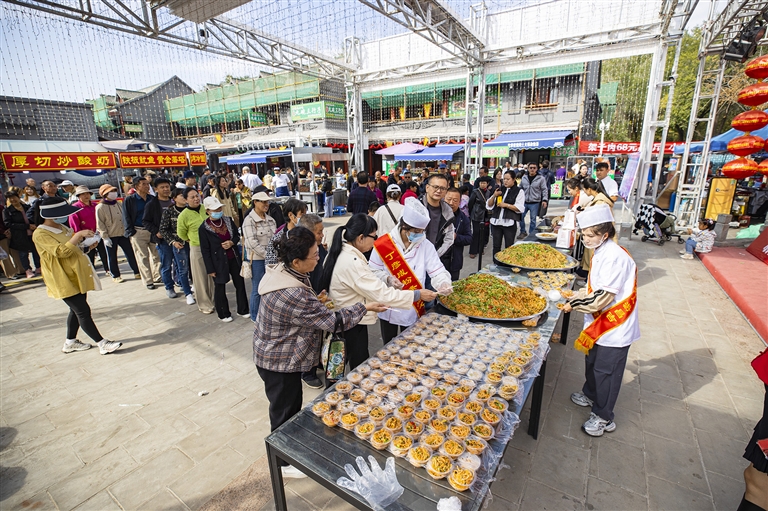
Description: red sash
xmin=574 ymin=247 xmax=638 ymax=354
xmin=373 ymin=234 xmax=425 ymax=317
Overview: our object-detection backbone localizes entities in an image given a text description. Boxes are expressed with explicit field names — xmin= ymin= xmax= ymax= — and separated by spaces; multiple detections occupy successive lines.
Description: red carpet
xmin=699 ymin=248 xmax=768 ymax=343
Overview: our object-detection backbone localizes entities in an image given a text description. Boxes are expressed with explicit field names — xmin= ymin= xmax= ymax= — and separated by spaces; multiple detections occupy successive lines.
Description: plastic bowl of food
xmin=404 ymin=392 xmax=423 ymax=406
xmin=349 ymin=389 xmax=366 ymax=403
xmin=311 ymin=402 xmax=330 ymax=417
xmin=472 ymin=423 xmax=495 ymax=441
xmin=340 ymin=412 xmax=359 ymax=431
xmin=449 ymin=423 xmax=471 ymax=441
xmin=322 ymin=410 xmax=341 ymax=427
xmin=324 ymin=392 xmax=343 ymax=406
xmin=423 ymin=398 xmax=441 ymax=412
xmin=370 ymin=429 xmax=392 ymax=450
xmin=335 ymin=381 xmax=353 ymax=395
xmin=365 ymin=394 xmax=382 ymax=407
xmin=403 ymin=419 xmax=425 ymax=439
xmin=368 ymin=406 xmax=387 ymax=425
xmin=439 ymin=438 xmax=465 ymax=460
xmin=426 ymin=454 xmax=453 ymax=480
xmin=390 ymin=434 xmax=413 ymax=457
xmin=480 ymin=408 xmax=502 ymax=427
xmin=487 ymin=397 xmax=509 ymax=414
xmin=457 ymin=411 xmax=478 ymax=426
xmin=407 ymin=445 xmax=431 ymax=468
xmin=337 ymin=400 xmax=355 ymax=414
xmin=464 ymin=435 xmax=488 ymax=455
xmin=373 ymin=383 xmax=390 ymax=397
xmin=346 ymin=372 xmax=363 ymax=384
xmin=395 ymin=404 xmax=415 ymax=420
xmin=354 ymin=421 xmax=375 ymax=440
xmin=384 ymin=416 xmax=403 ymax=434
xmin=446 ymin=392 xmax=466 ymax=409
xmin=413 ymin=409 xmax=433 ymax=424
xmin=448 ymin=467 xmax=475 ymax=491
xmin=422 ymin=432 xmax=445 ymax=451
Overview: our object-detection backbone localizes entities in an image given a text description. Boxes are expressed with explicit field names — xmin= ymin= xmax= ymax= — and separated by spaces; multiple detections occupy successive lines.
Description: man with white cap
xmin=272 ymin=167 xmax=291 ymax=197
xmin=369 ymin=197 xmax=453 ymax=343
xmin=562 ymin=204 xmax=640 ymax=437
xmin=58 ymin=180 xmax=76 ymax=203
xmin=372 ymin=184 xmax=404 ymax=237
xmin=240 ymin=165 xmax=262 ymax=191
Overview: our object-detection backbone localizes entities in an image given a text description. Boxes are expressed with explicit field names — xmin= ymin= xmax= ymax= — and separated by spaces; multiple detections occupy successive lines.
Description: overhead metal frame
xmin=355 ymin=0 xmax=486 ymax=65
xmin=2 ymin=0 xmax=353 ymax=80
xmin=701 ymin=0 xmax=768 ymax=54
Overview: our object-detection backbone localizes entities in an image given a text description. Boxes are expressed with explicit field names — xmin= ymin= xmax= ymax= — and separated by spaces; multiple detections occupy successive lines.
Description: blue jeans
xmin=249 ymin=259 xmax=267 ymax=321
xmin=173 ymin=245 xmax=192 ymax=296
xmin=156 ymin=243 xmax=175 ymax=290
xmin=324 ymin=195 xmax=334 ymax=218
xmin=685 ymin=237 xmax=697 ymax=254
xmin=522 ymin=202 xmax=540 ymax=234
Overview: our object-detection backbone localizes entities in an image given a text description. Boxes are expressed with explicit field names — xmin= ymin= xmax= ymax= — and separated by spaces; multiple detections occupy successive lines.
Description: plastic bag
xmin=337 ymin=455 xmax=403 ymax=510
xmin=437 ymin=496 xmax=462 ymax=511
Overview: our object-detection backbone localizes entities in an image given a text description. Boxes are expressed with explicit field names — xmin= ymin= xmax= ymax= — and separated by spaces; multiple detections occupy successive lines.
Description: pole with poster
xmin=619 ymin=152 xmax=641 ymax=237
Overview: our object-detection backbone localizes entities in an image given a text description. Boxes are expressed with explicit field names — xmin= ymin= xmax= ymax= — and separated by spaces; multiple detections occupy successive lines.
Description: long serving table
xmin=265 ymin=264 xmax=575 ymax=511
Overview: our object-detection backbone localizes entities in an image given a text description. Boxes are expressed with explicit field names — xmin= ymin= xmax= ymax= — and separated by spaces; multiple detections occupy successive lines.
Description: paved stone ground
xmin=0 ymin=202 xmax=765 ymax=511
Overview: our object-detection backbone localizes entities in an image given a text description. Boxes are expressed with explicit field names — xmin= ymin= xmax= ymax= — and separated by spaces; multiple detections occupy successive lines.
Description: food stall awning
xmin=225 ymin=150 xmax=292 ymax=165
xmin=485 ymin=130 xmax=572 ymax=149
xmin=673 ymin=123 xmax=768 ymax=154
xmin=375 ymin=142 xmax=425 ymax=155
xmin=99 ymin=139 xmax=150 ymax=151
xmin=394 ymin=144 xmax=464 ymax=161
xmin=0 ymin=140 xmax=117 ymax=172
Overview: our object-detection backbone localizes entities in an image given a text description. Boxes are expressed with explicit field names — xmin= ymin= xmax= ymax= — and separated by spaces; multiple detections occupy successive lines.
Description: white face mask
xmin=107 ymin=192 xmax=117 ymax=200
xmin=583 ymin=234 xmax=608 ymax=250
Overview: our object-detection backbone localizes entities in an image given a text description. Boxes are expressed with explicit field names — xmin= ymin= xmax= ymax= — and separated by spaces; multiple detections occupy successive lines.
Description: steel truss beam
xmin=702 ymin=0 xmax=768 ymax=54
xmin=356 ymin=0 xmax=485 ymax=65
xmin=2 ymin=0 xmax=353 ymax=80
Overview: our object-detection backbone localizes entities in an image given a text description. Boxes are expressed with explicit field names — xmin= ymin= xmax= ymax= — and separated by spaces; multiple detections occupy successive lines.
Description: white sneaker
xmin=221 ymin=317 xmax=233 ymax=323
xmin=570 ymin=392 xmax=594 ymax=408
xmin=281 ymin=465 xmax=307 ymax=479
xmin=98 ymin=340 xmax=122 ymax=355
xmin=680 ymin=253 xmax=694 ymax=260
xmin=62 ymin=339 xmax=92 ymax=353
xmin=237 ymin=312 xmax=249 ymax=318
xmin=582 ymin=412 xmax=616 ymax=437
xmin=679 ymin=249 xmax=686 ymax=255
xmin=186 ymin=294 xmax=196 ymax=305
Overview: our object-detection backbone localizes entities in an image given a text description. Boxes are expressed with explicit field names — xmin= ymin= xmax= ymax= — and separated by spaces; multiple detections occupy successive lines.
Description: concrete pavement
xmin=0 ymin=204 xmax=765 ymax=510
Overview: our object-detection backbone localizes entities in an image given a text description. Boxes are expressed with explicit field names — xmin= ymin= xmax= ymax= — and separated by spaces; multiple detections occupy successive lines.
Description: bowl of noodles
xmin=438 ymin=273 xmax=548 ymax=322
xmin=493 ymin=242 xmax=578 ymax=271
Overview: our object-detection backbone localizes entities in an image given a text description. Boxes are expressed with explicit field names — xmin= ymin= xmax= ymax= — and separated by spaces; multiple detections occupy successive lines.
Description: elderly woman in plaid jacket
xmin=253 ymin=226 xmax=386 ymax=479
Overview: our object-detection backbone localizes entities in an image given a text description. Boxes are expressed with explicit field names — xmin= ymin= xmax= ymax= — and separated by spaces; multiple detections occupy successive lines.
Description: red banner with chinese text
xmin=189 ymin=152 xmax=207 ymax=166
xmin=373 ymin=234 xmax=426 ymax=317
xmin=1 ymin=152 xmax=117 ymax=172
xmin=119 ymin=152 xmax=189 ymax=168
xmin=578 ymin=141 xmax=680 ymax=155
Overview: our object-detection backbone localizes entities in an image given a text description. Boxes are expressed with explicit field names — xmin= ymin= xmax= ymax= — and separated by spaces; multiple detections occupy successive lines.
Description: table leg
xmin=560 ymin=311 xmax=570 ymax=345
xmin=266 ymin=443 xmax=288 ymax=511
xmin=527 ymin=359 xmax=547 ymax=439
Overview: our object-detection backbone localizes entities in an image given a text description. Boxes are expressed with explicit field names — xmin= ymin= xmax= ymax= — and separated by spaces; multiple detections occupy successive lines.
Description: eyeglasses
xmin=428 ymin=184 xmax=448 ymax=192
xmin=367 ymin=234 xmax=378 ymax=240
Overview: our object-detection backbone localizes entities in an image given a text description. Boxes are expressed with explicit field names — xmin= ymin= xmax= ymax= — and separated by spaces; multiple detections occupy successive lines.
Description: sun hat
xmin=99 ymin=184 xmax=117 ymax=197
xmin=386 ymin=184 xmax=401 ymax=194
xmin=202 ymin=196 xmax=224 ymax=210
xmin=59 ymin=180 xmax=74 ymax=187
xmin=252 ymin=191 xmax=272 ymax=202
xmin=39 ymin=196 xmax=82 ymax=219
xmin=74 ymin=185 xmax=91 ymax=197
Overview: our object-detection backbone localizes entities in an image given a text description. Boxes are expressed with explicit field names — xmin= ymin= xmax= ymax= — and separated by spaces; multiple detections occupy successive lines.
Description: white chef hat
xmin=402 ymin=197 xmax=430 ymax=229
xmin=577 ymin=203 xmax=614 ymax=229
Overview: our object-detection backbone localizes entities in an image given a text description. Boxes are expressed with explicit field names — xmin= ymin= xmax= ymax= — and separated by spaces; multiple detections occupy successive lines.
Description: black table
xmin=265 ymin=270 xmax=573 ymax=511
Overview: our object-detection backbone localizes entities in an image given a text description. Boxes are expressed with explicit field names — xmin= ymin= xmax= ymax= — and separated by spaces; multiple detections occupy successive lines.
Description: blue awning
xmin=394 ymin=144 xmax=464 ymax=161
xmin=673 ymin=122 xmax=768 ymax=154
xmin=485 ymin=130 xmax=572 ymax=149
xmin=225 ymin=150 xmax=292 ymax=164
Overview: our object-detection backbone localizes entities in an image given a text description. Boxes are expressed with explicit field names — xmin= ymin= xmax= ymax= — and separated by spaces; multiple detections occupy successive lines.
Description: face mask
xmin=210 ymin=211 xmax=224 ymax=220
xmin=107 ymin=192 xmax=117 ymax=200
xmin=53 ymin=217 xmax=69 ymax=225
xmin=408 ymin=232 xmax=425 ymax=243
xmin=583 ymin=234 xmax=607 ymax=250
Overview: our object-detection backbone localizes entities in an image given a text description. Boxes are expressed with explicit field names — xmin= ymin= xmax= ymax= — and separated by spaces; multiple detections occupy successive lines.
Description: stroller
xmin=633 ymin=203 xmax=684 ymax=246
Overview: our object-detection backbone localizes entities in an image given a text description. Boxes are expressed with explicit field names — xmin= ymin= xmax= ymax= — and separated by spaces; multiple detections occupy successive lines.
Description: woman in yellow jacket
xmin=32 ymin=197 xmax=122 ymax=355
xmin=319 ymin=213 xmax=437 ymax=370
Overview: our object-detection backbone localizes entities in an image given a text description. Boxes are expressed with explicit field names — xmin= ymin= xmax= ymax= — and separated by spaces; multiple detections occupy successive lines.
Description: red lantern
xmin=722 ymin=157 xmax=758 ymax=179
xmin=746 ymin=55 xmax=768 ymax=80
xmin=727 ymin=134 xmax=765 ymax=156
xmin=759 ymin=159 xmax=768 ymax=176
xmin=732 ymin=110 xmax=768 ymax=132
xmin=738 ymin=83 xmax=768 ymax=107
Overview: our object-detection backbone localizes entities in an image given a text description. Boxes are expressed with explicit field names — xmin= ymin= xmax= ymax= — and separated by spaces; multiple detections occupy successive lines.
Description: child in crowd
xmin=680 ymin=218 xmax=715 ymax=260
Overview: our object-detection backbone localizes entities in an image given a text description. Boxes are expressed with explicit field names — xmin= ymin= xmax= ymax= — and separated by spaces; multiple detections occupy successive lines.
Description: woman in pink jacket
xmin=69 ymin=186 xmax=108 ymax=272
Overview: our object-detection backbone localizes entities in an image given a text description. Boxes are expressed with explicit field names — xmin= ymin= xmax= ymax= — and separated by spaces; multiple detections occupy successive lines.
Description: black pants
xmin=345 ymin=323 xmax=369 ymax=371
xmin=62 ymin=293 xmax=103 ymax=342
xmin=491 ymin=223 xmax=517 ymax=255
xmin=449 ymin=269 xmax=461 ymax=281
xmin=582 ymin=344 xmax=630 ymax=422
xmin=87 ymin=239 xmax=109 ymax=271
xmin=213 ymin=257 xmax=249 ymax=319
xmin=106 ymin=236 xmax=140 ymax=278
xmin=469 ymin=220 xmax=489 ymax=256
xmin=257 ymin=366 xmax=302 ymax=467
xmin=380 ymin=319 xmax=405 ymax=345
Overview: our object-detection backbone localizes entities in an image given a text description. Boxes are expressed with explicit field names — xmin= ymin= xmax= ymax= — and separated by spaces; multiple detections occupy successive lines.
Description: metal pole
xmin=476 ymin=65 xmax=486 ymax=172
xmin=463 ymin=70 xmax=474 ymax=173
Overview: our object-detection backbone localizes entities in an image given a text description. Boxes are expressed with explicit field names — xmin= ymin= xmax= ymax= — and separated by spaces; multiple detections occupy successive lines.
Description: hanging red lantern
xmin=727 ymin=134 xmax=765 ymax=156
xmin=758 ymin=159 xmax=768 ymax=176
xmin=722 ymin=157 xmax=758 ymax=179
xmin=738 ymin=82 xmax=768 ymax=107
xmin=746 ymin=55 xmax=768 ymax=80
xmin=732 ymin=110 xmax=768 ymax=132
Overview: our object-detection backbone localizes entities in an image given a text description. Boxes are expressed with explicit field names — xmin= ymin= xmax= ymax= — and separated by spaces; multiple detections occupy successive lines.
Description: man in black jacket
xmin=467 ymin=176 xmax=492 ymax=258
xmin=142 ymin=178 xmax=178 ymax=297
xmin=346 ymin=172 xmax=378 ymax=215
xmin=487 ymin=170 xmax=525 ymax=255
xmin=441 ymin=188 xmax=473 ymax=281
xmin=123 ymin=177 xmax=161 ymax=289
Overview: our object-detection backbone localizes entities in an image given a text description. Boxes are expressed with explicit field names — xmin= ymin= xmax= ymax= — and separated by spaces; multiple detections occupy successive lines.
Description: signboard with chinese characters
xmin=469 ymin=146 xmax=509 ymax=158
xmin=290 ymin=101 xmax=346 ymax=122
xmin=189 ymin=152 xmax=207 ymax=166
xmin=1 ymin=152 xmax=117 ymax=172
xmin=119 ymin=152 xmax=188 ymax=168
xmin=551 ymin=145 xmax=576 ymax=158
xmin=249 ymin=111 xmax=268 ymax=127
xmin=578 ymin=141 xmax=679 ymax=155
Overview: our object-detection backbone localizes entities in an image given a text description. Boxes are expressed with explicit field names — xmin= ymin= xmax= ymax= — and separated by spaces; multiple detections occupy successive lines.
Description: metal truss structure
xmin=701 ymin=0 xmax=768 ymax=54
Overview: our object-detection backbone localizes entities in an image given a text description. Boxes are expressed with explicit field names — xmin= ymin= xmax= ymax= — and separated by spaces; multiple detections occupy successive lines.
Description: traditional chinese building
xmin=87 ymin=76 xmax=194 ymax=144
xmin=0 ymin=95 xmax=98 ymax=141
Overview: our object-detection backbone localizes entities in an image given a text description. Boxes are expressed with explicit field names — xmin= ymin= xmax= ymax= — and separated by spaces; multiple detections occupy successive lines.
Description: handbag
xmin=322 ymin=312 xmax=346 ymax=381
xmin=239 ymin=245 xmax=252 ymax=279
xmin=752 ymin=349 xmax=768 ymax=385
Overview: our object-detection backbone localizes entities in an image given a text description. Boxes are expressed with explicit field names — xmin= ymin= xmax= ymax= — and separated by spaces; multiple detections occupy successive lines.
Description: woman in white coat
xmin=369 ymin=197 xmax=452 ymax=343
xmin=321 ymin=213 xmax=437 ymax=370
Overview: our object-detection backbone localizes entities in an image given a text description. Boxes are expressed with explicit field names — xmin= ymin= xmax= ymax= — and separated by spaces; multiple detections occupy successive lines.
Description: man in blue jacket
xmin=441 ymin=187 xmax=472 ymax=281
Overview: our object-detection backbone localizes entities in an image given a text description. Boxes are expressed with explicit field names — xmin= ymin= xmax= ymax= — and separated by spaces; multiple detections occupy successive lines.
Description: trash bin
xmin=333 ymin=189 xmax=347 ymax=207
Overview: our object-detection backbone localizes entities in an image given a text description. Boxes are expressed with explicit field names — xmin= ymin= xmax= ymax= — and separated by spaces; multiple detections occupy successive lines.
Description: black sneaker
xmin=147 ymin=283 xmax=156 ymax=290
xmin=302 ymin=374 xmax=323 ymax=389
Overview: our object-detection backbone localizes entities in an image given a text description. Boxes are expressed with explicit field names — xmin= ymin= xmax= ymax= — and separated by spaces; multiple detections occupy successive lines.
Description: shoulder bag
xmin=322 ymin=312 xmax=346 ymax=382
